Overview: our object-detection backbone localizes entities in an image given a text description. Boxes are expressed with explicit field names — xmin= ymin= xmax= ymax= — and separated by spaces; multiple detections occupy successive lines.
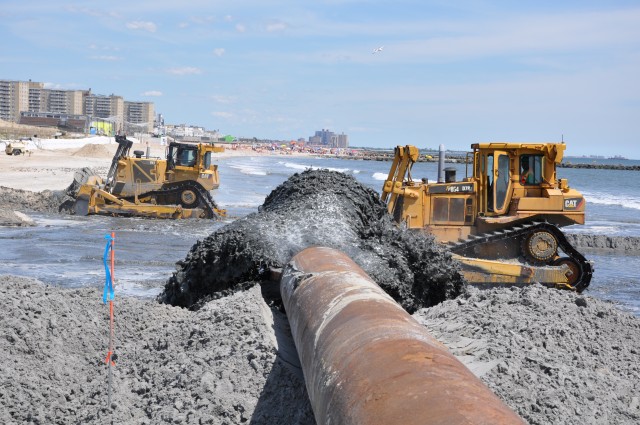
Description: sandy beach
xmin=1 ymin=137 xmax=639 ymax=424
xmin=0 ymin=137 xmax=313 ymax=192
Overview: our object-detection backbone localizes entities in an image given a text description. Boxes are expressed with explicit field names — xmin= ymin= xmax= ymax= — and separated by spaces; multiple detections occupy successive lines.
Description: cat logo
xmin=564 ymin=198 xmax=583 ymax=210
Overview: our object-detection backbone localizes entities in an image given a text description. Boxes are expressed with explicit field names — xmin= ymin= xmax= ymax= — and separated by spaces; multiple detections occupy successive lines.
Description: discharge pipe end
xmin=280 ymin=246 xmax=525 ymax=425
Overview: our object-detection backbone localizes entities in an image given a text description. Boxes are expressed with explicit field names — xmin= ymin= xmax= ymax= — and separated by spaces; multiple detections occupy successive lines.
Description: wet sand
xmin=1 ymin=145 xmax=640 ymax=424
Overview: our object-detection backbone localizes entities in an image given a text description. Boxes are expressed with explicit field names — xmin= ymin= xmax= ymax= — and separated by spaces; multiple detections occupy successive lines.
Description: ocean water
xmin=1 ymin=153 xmax=638 ymax=315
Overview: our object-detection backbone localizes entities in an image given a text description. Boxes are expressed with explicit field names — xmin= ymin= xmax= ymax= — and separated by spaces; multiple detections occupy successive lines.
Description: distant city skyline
xmin=1 ymin=1 xmax=639 ymax=158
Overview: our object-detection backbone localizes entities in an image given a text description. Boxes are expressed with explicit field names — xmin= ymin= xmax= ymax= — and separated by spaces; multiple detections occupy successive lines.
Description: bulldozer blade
xmin=74 ymin=198 xmax=90 ymax=216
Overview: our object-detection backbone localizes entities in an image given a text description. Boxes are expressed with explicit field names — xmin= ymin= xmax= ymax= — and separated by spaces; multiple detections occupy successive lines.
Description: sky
xmin=1 ymin=1 xmax=639 ymax=157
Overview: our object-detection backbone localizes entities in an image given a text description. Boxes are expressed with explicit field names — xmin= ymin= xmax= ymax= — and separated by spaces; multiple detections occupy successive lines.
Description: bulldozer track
xmin=130 ymin=181 xmax=221 ymax=219
xmin=448 ymin=221 xmax=593 ymax=292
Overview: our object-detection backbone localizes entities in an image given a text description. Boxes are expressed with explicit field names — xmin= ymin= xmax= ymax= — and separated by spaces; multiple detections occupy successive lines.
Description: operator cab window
xmin=495 ymin=154 xmax=510 ymax=211
xmin=177 ymin=147 xmax=197 ymax=167
xmin=486 ymin=154 xmax=494 ymax=212
xmin=520 ymin=155 xmax=542 ymax=185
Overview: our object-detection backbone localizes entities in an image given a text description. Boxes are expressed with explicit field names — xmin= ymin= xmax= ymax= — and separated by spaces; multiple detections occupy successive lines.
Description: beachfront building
xmin=308 ymin=129 xmax=349 ymax=148
xmin=83 ymin=93 xmax=125 ymax=134
xmin=124 ymin=101 xmax=155 ymax=134
xmin=165 ymin=124 xmax=220 ymax=142
xmin=19 ymin=111 xmax=89 ymax=133
xmin=0 ymin=80 xmax=44 ymax=122
xmin=0 ymin=79 xmax=155 ymax=135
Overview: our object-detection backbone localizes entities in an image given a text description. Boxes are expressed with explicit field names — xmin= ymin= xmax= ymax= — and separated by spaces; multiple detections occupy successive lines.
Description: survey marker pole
xmin=103 ymin=232 xmax=116 ymax=408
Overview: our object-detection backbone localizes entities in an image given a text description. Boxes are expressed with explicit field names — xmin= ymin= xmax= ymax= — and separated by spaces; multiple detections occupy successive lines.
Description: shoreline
xmin=0 ymin=137 xmax=318 ymax=192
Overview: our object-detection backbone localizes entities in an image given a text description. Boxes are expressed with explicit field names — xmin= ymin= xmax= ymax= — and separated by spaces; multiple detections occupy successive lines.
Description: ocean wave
xmin=583 ymin=192 xmax=640 ymax=210
xmin=227 ymin=164 xmax=269 ymax=176
xmin=372 ymin=172 xmax=388 ymax=181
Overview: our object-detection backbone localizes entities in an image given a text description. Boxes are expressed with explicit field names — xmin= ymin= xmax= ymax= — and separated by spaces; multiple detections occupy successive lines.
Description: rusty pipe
xmin=280 ymin=246 xmax=525 ymax=425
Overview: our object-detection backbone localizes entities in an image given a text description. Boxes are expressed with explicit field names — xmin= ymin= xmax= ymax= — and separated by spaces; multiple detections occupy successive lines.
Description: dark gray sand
xmin=1 ymin=170 xmax=640 ymax=424
xmin=0 ymin=276 xmax=313 ymax=425
xmin=3 ymin=278 xmax=639 ymax=424
xmin=416 ymin=286 xmax=640 ymax=425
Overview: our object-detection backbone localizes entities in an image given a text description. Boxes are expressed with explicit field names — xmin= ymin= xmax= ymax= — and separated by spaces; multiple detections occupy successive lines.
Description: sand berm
xmin=1 ymin=169 xmax=639 ymax=425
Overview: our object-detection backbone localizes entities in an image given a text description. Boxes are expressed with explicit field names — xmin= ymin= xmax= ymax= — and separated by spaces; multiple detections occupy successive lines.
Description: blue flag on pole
xmin=103 ymin=234 xmax=115 ymax=303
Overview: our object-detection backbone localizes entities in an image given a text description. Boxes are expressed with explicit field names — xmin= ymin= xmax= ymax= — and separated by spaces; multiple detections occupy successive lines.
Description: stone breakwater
xmin=560 ymin=163 xmax=640 ymax=171
xmin=566 ymin=234 xmax=640 ymax=254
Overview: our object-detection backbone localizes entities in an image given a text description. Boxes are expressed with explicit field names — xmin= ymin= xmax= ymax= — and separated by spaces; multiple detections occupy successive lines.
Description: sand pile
xmin=0 ymin=209 xmax=34 ymax=226
xmin=71 ymin=143 xmax=114 ymax=158
xmin=0 ymin=276 xmax=314 ymax=424
xmin=160 ymin=169 xmax=466 ymax=313
xmin=0 ymin=186 xmax=69 ymax=214
xmin=4 ymin=279 xmax=639 ymax=424
xmin=416 ymin=285 xmax=640 ymax=425
xmin=0 ymin=167 xmax=104 ymax=223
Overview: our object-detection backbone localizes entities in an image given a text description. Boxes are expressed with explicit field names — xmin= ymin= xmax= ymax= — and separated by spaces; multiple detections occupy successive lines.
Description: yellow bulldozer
xmin=381 ymin=142 xmax=593 ymax=291
xmin=70 ymin=135 xmax=225 ymax=219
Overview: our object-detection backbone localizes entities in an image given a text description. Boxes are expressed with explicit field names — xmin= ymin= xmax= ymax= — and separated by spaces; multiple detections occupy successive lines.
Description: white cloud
xmin=167 ymin=67 xmax=203 ymax=75
xmin=212 ymin=111 xmax=234 ymax=119
xmin=43 ymin=82 xmax=84 ymax=90
xmin=43 ymin=82 xmax=63 ymax=89
xmin=224 ymin=15 xmax=233 ymax=22
xmin=211 ymin=95 xmax=234 ymax=104
xmin=266 ymin=22 xmax=287 ymax=32
xmin=88 ymin=44 xmax=120 ymax=51
xmin=126 ymin=21 xmax=157 ymax=33
xmin=235 ymin=23 xmax=246 ymax=33
xmin=142 ymin=90 xmax=163 ymax=97
xmin=89 ymin=55 xmax=123 ymax=61
xmin=213 ymin=48 xmax=225 ymax=57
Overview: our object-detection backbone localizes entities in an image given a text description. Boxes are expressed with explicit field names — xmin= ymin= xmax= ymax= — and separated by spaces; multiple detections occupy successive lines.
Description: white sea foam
xmin=583 ymin=192 xmax=640 ymax=211
xmin=33 ymin=217 xmax=85 ymax=227
xmin=571 ymin=225 xmax=622 ymax=235
xmin=228 ymin=164 xmax=269 ymax=176
xmin=372 ymin=172 xmax=388 ymax=181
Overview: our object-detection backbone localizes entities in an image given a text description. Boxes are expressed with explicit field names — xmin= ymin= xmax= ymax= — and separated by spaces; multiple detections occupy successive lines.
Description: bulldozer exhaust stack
xmin=280 ymin=246 xmax=525 ymax=425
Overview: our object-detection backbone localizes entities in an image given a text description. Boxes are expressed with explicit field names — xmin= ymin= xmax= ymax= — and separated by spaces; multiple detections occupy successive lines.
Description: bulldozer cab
xmin=478 ymin=150 xmax=543 ymax=216
xmin=167 ymin=143 xmax=198 ymax=169
xmin=167 ymin=142 xmax=220 ymax=171
xmin=473 ymin=143 xmax=570 ymax=221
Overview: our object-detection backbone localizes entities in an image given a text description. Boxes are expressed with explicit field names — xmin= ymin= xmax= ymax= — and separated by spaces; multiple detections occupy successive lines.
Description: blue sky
xmin=2 ymin=1 xmax=639 ymax=157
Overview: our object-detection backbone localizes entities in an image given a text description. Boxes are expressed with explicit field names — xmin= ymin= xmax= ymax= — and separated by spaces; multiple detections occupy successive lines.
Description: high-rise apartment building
xmin=0 ymin=80 xmax=44 ymax=122
xmin=1 ymin=79 xmax=156 ymax=135
xmin=308 ymin=128 xmax=349 ymax=148
xmin=124 ymin=101 xmax=155 ymax=133
xmin=84 ymin=94 xmax=124 ymax=120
